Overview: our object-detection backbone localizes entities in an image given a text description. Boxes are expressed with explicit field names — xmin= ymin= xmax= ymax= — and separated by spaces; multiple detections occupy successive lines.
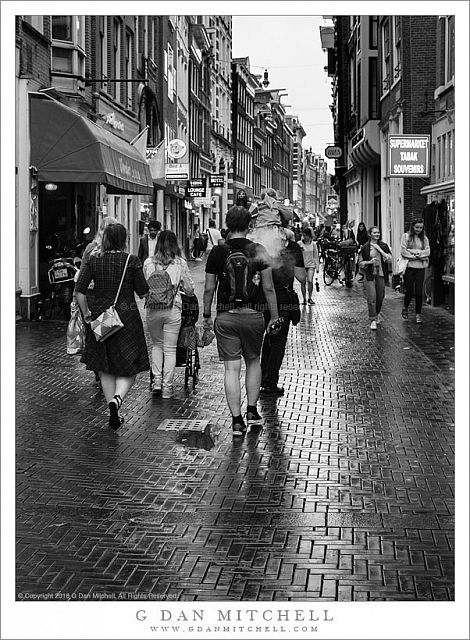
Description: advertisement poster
xmin=2 ymin=2 xmax=468 ymax=640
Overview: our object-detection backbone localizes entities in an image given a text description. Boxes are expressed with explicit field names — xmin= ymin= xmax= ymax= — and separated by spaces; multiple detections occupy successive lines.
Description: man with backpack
xmin=202 ymin=206 xmax=279 ymax=438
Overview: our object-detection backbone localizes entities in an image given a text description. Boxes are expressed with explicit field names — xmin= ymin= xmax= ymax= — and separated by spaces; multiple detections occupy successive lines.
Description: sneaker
xmin=162 ymin=386 xmax=173 ymax=399
xmin=194 ymin=257 xmax=203 ymax=262
xmin=416 ymin=314 xmax=423 ymax=324
xmin=246 ymin=408 xmax=264 ymax=430
xmin=307 ymin=298 xmax=315 ymax=305
xmin=232 ymin=421 xmax=247 ymax=437
xmin=370 ymin=320 xmax=377 ymax=330
xmin=401 ymin=307 xmax=409 ymax=319
xmin=151 ymin=383 xmax=162 ymax=395
xmin=260 ymin=385 xmax=285 ymax=396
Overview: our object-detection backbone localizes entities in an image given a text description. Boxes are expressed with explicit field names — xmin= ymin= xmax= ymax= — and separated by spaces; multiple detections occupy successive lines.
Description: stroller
xmin=149 ymin=294 xmax=201 ymax=390
xmin=176 ymin=293 xmax=201 ymax=389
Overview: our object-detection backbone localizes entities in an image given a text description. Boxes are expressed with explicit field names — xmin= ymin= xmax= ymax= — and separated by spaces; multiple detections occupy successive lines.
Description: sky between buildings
xmin=232 ymin=14 xmax=335 ymax=174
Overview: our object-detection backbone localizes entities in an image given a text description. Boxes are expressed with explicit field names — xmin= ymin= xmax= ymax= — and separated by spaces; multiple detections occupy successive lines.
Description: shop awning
xmin=29 ymin=93 xmax=153 ymax=195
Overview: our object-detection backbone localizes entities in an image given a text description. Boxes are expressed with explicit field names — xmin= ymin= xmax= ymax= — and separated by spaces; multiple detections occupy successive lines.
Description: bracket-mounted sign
xmin=325 ymin=145 xmax=342 ymax=159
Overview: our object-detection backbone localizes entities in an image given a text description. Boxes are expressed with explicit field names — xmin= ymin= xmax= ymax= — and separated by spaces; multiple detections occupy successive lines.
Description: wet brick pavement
xmin=15 ymin=260 xmax=455 ymax=601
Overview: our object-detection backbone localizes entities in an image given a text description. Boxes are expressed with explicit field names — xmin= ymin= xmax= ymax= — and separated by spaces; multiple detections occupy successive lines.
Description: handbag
xmin=66 ymin=302 xmax=86 ymax=355
xmin=91 ymin=254 xmax=130 ymax=342
xmin=396 ymin=255 xmax=409 ymax=275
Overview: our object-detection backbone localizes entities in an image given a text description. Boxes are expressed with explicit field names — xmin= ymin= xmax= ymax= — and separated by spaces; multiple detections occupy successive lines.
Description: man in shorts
xmin=202 ymin=206 xmax=279 ymax=437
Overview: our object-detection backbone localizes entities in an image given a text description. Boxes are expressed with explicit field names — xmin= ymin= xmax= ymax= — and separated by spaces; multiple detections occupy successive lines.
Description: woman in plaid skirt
xmin=75 ymin=224 xmax=150 ymax=429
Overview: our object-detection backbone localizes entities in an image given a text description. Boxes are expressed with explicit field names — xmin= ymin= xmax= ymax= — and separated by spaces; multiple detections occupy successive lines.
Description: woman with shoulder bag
xmin=399 ymin=218 xmax=430 ymax=324
xmin=144 ymin=230 xmax=194 ymax=399
xmin=75 ymin=223 xmax=150 ymax=430
xmin=357 ymin=226 xmax=393 ymax=330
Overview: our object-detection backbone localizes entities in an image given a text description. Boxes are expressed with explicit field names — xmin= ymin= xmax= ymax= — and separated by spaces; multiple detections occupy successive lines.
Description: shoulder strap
xmin=113 ymin=254 xmax=131 ymax=305
xmin=206 ymin=229 xmax=214 ymax=244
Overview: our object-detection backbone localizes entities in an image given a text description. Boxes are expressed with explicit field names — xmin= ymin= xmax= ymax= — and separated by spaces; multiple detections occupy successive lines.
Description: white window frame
xmin=381 ymin=20 xmax=391 ymax=96
xmin=391 ymin=15 xmax=401 ymax=88
xmin=445 ymin=15 xmax=455 ymax=83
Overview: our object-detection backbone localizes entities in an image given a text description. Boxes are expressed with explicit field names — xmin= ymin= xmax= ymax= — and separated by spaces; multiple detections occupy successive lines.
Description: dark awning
xmin=29 ymin=93 xmax=153 ymax=195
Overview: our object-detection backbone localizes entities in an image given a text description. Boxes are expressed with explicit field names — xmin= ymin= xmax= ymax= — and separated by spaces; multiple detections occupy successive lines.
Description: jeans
xmin=363 ymin=276 xmax=385 ymax=319
xmin=404 ymin=267 xmax=425 ymax=314
xmin=146 ymin=307 xmax=182 ymax=390
xmin=260 ymin=312 xmax=291 ymax=388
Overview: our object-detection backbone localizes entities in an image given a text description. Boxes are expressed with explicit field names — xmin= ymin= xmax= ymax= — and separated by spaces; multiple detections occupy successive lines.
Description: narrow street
xmin=16 ymin=260 xmax=454 ymax=602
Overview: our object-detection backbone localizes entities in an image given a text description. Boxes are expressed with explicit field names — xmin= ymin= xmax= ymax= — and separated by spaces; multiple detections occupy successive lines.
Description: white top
xmin=297 ymin=239 xmax=319 ymax=269
xmin=205 ymin=227 xmax=222 ymax=250
xmin=148 ymin=236 xmax=158 ymax=258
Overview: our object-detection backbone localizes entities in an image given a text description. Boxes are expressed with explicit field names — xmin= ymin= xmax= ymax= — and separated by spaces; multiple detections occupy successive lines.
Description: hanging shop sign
xmin=325 ymin=145 xmax=343 ymax=159
xmin=165 ymin=163 xmax=189 ymax=180
xmin=167 ymin=138 xmax=187 ymax=160
xmin=186 ymin=178 xmax=207 ymax=198
xmin=388 ymin=135 xmax=430 ymax=177
xmin=193 ymin=195 xmax=211 ymax=208
xmin=209 ymin=174 xmax=225 ymax=188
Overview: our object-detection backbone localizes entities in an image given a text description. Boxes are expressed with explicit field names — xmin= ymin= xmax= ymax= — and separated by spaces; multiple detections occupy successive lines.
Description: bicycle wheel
xmin=344 ymin=257 xmax=353 ymax=288
xmin=323 ymin=261 xmax=336 ymax=286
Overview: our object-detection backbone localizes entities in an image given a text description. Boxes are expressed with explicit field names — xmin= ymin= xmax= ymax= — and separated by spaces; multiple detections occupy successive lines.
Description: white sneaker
xmin=370 ymin=320 xmax=377 ymax=330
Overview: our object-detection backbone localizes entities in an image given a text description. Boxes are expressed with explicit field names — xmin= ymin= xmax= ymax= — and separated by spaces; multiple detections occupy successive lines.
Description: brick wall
xmin=401 ymin=16 xmax=436 ymax=225
xmin=379 ymin=15 xmax=437 ymax=228
xmin=17 ymin=17 xmax=51 ymax=87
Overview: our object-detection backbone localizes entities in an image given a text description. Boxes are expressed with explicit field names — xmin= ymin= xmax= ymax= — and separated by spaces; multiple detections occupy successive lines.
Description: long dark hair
xmin=153 ymin=230 xmax=181 ymax=265
xmin=101 ymin=223 xmax=127 ymax=253
xmin=407 ymin=218 xmax=425 ymax=249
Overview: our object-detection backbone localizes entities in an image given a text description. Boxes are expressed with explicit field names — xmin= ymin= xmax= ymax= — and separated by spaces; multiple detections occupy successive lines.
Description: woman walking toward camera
xmin=75 ymin=224 xmax=150 ymax=429
xmin=400 ymin=218 xmax=430 ymax=324
xmin=297 ymin=227 xmax=319 ymax=305
xmin=358 ymin=226 xmax=393 ymax=330
xmin=144 ymin=230 xmax=194 ymax=399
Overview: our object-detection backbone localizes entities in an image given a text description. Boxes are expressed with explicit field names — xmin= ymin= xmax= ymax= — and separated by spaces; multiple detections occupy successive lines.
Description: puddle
xmin=175 ymin=424 xmax=216 ymax=451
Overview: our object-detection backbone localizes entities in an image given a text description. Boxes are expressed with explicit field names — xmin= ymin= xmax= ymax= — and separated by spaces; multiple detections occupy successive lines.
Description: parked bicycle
xmin=339 ymin=244 xmax=356 ymax=288
xmin=323 ymin=243 xmax=343 ymax=286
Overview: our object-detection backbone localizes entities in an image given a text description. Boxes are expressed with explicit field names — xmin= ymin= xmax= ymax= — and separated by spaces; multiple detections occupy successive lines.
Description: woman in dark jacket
xmin=357 ymin=226 xmax=393 ymax=330
xmin=75 ymin=223 xmax=150 ymax=429
xmin=355 ymin=222 xmax=369 ymax=280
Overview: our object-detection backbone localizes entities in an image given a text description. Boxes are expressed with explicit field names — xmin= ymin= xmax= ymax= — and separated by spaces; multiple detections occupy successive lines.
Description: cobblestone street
xmin=15 ymin=260 xmax=455 ymax=603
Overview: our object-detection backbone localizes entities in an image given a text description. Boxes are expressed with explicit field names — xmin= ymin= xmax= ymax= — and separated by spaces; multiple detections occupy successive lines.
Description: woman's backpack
xmin=146 ymin=262 xmax=181 ymax=309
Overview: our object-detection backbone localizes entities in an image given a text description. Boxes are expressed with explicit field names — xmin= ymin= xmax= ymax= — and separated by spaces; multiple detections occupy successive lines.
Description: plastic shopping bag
xmin=66 ymin=302 xmax=86 ymax=355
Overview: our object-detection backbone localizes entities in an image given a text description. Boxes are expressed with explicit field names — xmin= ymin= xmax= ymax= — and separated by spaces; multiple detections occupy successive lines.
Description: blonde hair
xmin=92 ymin=216 xmax=119 ymax=255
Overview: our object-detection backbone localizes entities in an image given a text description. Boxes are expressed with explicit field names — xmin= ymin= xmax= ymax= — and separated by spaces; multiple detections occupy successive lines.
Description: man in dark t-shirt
xmin=203 ymin=206 xmax=279 ymax=438
xmin=260 ymin=232 xmax=306 ymax=395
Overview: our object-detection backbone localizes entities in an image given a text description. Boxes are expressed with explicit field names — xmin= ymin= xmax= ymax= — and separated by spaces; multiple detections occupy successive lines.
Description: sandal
xmin=109 ymin=394 xmax=124 ymax=430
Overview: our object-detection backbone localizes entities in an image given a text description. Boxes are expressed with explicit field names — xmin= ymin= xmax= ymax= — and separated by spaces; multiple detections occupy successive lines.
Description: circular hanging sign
xmin=167 ymin=138 xmax=187 ymax=159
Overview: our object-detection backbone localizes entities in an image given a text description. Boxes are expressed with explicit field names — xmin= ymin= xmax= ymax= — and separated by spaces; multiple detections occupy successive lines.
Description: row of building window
xmin=436 ymin=131 xmax=454 ymax=181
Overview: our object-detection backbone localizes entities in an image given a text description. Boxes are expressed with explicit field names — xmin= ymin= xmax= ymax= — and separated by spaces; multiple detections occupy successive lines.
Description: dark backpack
xmin=221 ymin=243 xmax=261 ymax=308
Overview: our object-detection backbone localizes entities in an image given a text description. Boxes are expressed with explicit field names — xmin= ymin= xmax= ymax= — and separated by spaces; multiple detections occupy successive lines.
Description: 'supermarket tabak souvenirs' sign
xmin=388 ymin=135 xmax=430 ymax=178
